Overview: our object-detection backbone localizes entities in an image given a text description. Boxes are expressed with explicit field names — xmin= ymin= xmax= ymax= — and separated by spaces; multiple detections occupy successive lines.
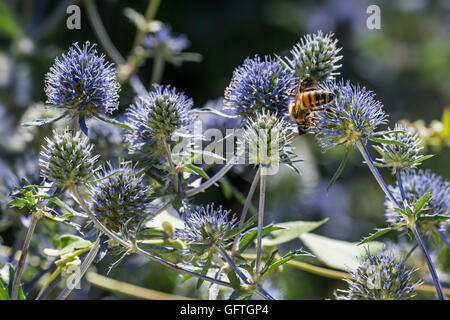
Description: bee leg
xmin=297 ymin=124 xmax=308 ymax=135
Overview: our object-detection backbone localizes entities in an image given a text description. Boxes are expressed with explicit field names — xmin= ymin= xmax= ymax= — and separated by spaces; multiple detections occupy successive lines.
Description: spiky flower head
xmin=125 ymin=84 xmax=195 ymax=158
xmin=144 ymin=24 xmax=190 ymax=59
xmin=385 ymin=169 xmax=450 ymax=233
xmin=374 ymin=124 xmax=431 ymax=174
xmin=224 ymin=55 xmax=296 ymax=119
xmin=88 ymin=161 xmax=151 ymax=234
xmin=44 ymin=42 xmax=120 ymax=133
xmin=237 ymin=111 xmax=296 ymax=167
xmin=39 ymin=128 xmax=99 ymax=188
xmin=175 ymin=204 xmax=237 ymax=247
xmin=284 ymin=31 xmax=342 ymax=82
xmin=335 ymin=250 xmax=420 ymax=300
xmin=313 ymin=80 xmax=388 ymax=150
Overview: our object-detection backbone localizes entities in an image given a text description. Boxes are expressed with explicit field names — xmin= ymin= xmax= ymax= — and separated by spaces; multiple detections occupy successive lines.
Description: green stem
xmin=11 ymin=213 xmax=40 ymax=300
xmin=411 ymin=224 xmax=445 ymax=300
xmin=356 ymin=139 xmax=401 ymax=208
xmin=150 ymin=53 xmax=165 ymax=86
xmin=255 ymin=166 xmax=266 ymax=279
xmin=396 ymin=170 xmax=407 ymax=204
xmin=162 ymin=139 xmax=178 ymax=196
xmin=56 ymin=235 xmax=101 ymax=300
xmin=185 ymin=155 xmax=236 ymax=197
xmin=231 ymin=167 xmax=260 ymax=256
xmin=132 ymin=0 xmax=161 ymax=49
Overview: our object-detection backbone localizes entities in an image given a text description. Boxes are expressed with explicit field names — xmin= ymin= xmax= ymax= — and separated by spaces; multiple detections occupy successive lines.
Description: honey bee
xmin=287 ymin=77 xmax=336 ymax=135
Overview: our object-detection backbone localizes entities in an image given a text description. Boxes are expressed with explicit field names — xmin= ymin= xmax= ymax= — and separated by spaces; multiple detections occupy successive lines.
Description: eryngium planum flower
xmin=175 ymin=204 xmax=237 ymax=247
xmin=385 ymin=169 xmax=450 ymax=232
xmin=237 ymin=111 xmax=296 ymax=167
xmin=88 ymin=162 xmax=151 ymax=233
xmin=125 ymin=84 xmax=195 ymax=158
xmin=224 ymin=55 xmax=296 ymax=119
xmin=335 ymin=250 xmax=420 ymax=300
xmin=313 ymin=80 xmax=388 ymax=150
xmin=374 ymin=124 xmax=430 ymax=173
xmin=39 ymin=129 xmax=99 ymax=188
xmin=144 ymin=24 xmax=190 ymax=58
xmin=284 ymin=31 xmax=343 ymax=82
xmin=44 ymin=42 xmax=120 ymax=133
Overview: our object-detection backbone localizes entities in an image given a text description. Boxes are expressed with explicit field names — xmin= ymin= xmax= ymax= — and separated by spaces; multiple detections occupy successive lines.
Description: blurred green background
xmin=0 ymin=0 xmax=449 ymax=299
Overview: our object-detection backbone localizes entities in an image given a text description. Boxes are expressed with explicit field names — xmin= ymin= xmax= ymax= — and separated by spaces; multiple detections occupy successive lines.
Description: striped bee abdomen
xmin=302 ymin=90 xmax=335 ymax=109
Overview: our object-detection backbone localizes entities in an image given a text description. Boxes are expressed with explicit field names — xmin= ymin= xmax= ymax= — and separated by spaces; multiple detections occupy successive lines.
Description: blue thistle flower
xmin=385 ymin=169 xmax=450 ymax=233
xmin=284 ymin=31 xmax=343 ymax=82
xmin=88 ymin=161 xmax=152 ymax=234
xmin=39 ymin=128 xmax=99 ymax=188
xmin=237 ymin=111 xmax=296 ymax=167
xmin=335 ymin=250 xmax=420 ymax=300
xmin=374 ymin=124 xmax=431 ymax=174
xmin=224 ymin=55 xmax=296 ymax=119
xmin=175 ymin=204 xmax=237 ymax=247
xmin=42 ymin=42 xmax=120 ymax=134
xmin=312 ymin=80 xmax=388 ymax=150
xmin=125 ymin=84 xmax=195 ymax=160
xmin=144 ymin=23 xmax=190 ymax=57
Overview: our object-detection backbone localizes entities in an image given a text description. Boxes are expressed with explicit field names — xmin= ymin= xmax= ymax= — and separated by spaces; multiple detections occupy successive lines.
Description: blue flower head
xmin=335 ymin=250 xmax=420 ymax=300
xmin=44 ymin=42 xmax=120 ymax=133
xmin=385 ymin=169 xmax=450 ymax=233
xmin=88 ymin=161 xmax=152 ymax=234
xmin=125 ymin=84 xmax=195 ymax=159
xmin=144 ymin=24 xmax=190 ymax=63
xmin=224 ymin=55 xmax=296 ymax=120
xmin=175 ymin=204 xmax=237 ymax=247
xmin=313 ymin=80 xmax=388 ymax=150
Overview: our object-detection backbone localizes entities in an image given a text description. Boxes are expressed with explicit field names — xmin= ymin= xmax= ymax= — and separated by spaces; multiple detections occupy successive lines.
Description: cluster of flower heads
xmin=175 ymin=204 xmax=237 ymax=247
xmin=237 ymin=111 xmax=295 ymax=167
xmin=335 ymin=250 xmax=420 ymax=300
xmin=39 ymin=128 xmax=99 ymax=188
xmin=125 ymin=84 xmax=195 ymax=159
xmin=374 ymin=124 xmax=428 ymax=174
xmin=88 ymin=161 xmax=151 ymax=234
xmin=224 ymin=55 xmax=296 ymax=119
xmin=385 ymin=169 xmax=450 ymax=232
xmin=44 ymin=42 xmax=120 ymax=133
xmin=312 ymin=80 xmax=388 ymax=150
xmin=144 ymin=23 xmax=190 ymax=59
xmin=284 ymin=31 xmax=343 ymax=82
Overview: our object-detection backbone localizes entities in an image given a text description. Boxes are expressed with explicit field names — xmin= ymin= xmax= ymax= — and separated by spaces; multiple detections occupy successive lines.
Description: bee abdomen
xmin=303 ymin=90 xmax=335 ymax=109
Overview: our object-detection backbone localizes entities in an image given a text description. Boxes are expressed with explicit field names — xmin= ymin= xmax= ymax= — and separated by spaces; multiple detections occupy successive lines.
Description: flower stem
xmin=163 ymin=139 xmax=178 ymax=193
xmin=11 ymin=213 xmax=40 ymax=300
xmin=72 ymin=186 xmax=233 ymax=289
xmin=255 ymin=166 xmax=266 ymax=279
xmin=396 ymin=170 xmax=407 ymax=204
xmin=231 ymin=167 xmax=260 ymax=256
xmin=411 ymin=224 xmax=445 ymax=300
xmin=218 ymin=246 xmax=274 ymax=300
xmin=185 ymin=155 xmax=236 ymax=197
xmin=150 ymin=53 xmax=165 ymax=86
xmin=437 ymin=229 xmax=450 ymax=247
xmin=56 ymin=235 xmax=101 ymax=300
xmin=356 ymin=139 xmax=401 ymax=208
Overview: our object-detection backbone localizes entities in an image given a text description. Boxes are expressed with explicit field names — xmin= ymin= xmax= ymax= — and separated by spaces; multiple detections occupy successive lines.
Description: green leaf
xmin=414 ymin=192 xmax=431 ymax=213
xmin=0 ymin=2 xmax=21 ymax=38
xmin=220 ymin=179 xmax=233 ymax=199
xmin=262 ymin=219 xmax=328 ymax=247
xmin=94 ymin=114 xmax=132 ymax=131
xmin=413 ymin=154 xmax=434 ymax=163
xmin=370 ymin=130 xmax=406 ymax=136
xmin=299 ymin=233 xmax=384 ymax=271
xmin=358 ymin=224 xmax=404 ymax=245
xmin=267 ymin=249 xmax=311 ymax=273
xmin=418 ymin=215 xmax=450 ymax=224
xmin=327 ymin=149 xmax=350 ymax=192
xmin=22 ymin=113 xmax=67 ymax=127
xmin=227 ymin=270 xmax=241 ymax=290
xmin=368 ymin=137 xmax=406 ymax=146
xmin=196 ymin=255 xmax=212 ymax=289
xmin=43 ymin=234 xmax=92 ymax=257
xmin=224 ymin=215 xmax=257 ymax=240
xmin=0 ymin=282 xmax=8 ymax=300
xmin=184 ymin=164 xmax=210 ymax=180
xmin=238 ymin=225 xmax=284 ymax=254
